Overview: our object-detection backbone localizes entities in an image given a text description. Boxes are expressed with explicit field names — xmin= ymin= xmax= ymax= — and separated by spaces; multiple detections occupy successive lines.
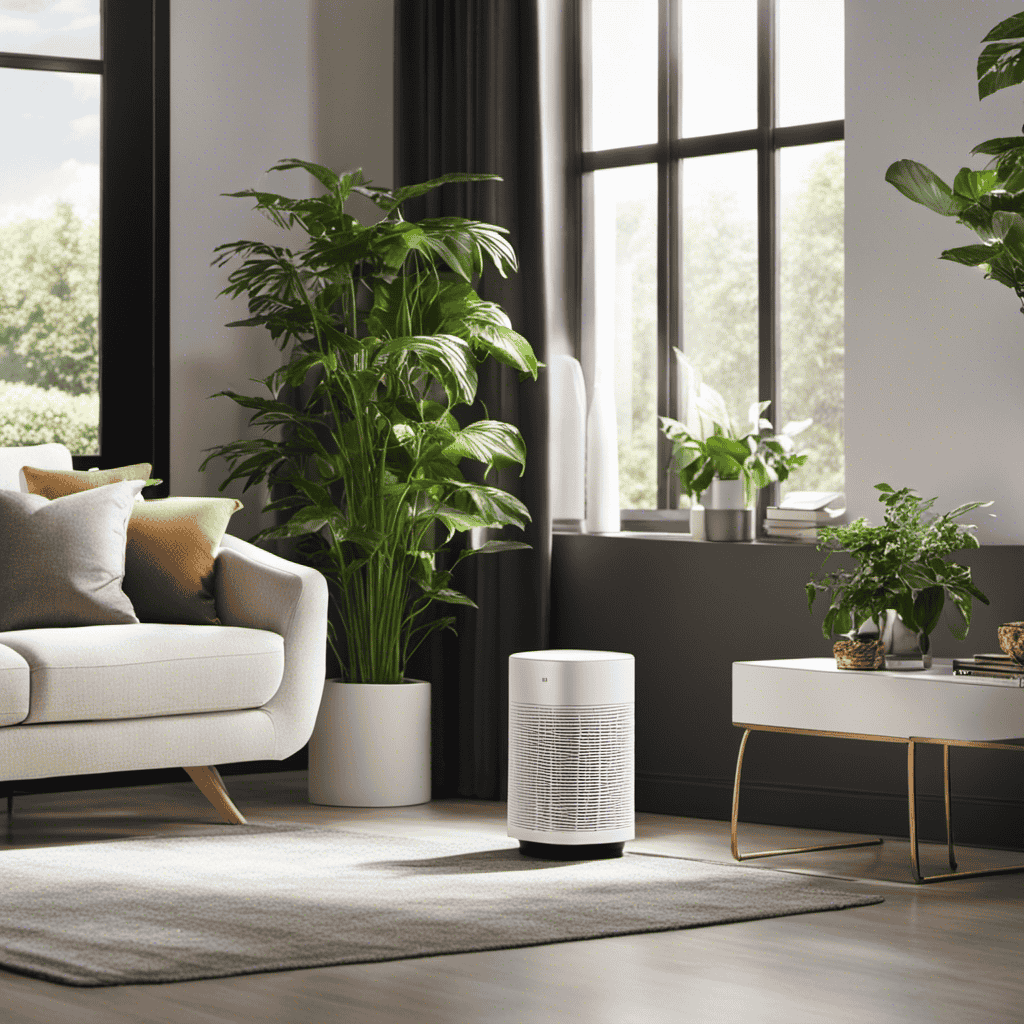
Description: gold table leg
xmin=944 ymin=744 xmax=957 ymax=872
xmin=906 ymin=739 xmax=1024 ymax=883
xmin=731 ymin=728 xmax=884 ymax=862
xmin=732 ymin=725 xmax=1024 ymax=883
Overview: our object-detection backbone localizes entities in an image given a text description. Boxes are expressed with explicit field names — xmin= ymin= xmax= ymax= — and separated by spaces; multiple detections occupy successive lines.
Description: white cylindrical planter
xmin=308 ymin=679 xmax=431 ymax=807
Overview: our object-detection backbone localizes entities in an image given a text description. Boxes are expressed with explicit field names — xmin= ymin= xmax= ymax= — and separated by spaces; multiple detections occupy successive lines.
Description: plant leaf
xmin=885 ymin=160 xmax=965 ymax=216
xmin=978 ymin=15 xmax=1024 ymax=100
xmin=991 ymin=211 xmax=1024 ymax=265
xmin=385 ymin=173 xmax=503 ymax=214
xmin=266 ymin=158 xmax=342 ymax=193
xmin=781 ymin=417 xmax=813 ymax=436
xmin=468 ymin=323 xmax=539 ymax=377
xmin=443 ymin=420 xmax=527 ymax=472
xmin=972 ymin=136 xmax=1024 ymax=162
xmin=952 ymin=167 xmax=999 ymax=200
xmin=983 ymin=12 xmax=1024 ymax=42
xmin=939 ymin=242 xmax=1001 ymax=266
xmin=379 ymin=334 xmax=478 ymax=407
xmin=468 ymin=539 xmax=532 ymax=556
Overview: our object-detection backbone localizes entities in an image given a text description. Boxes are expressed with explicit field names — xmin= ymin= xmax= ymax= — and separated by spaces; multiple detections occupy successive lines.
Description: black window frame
xmin=579 ymin=0 xmax=843 ymax=524
xmin=0 ymin=0 xmax=169 ymax=492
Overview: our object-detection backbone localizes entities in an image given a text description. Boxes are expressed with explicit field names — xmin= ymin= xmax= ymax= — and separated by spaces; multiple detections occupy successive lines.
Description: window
xmin=0 ymin=0 xmax=168 ymax=483
xmin=580 ymin=0 xmax=844 ymax=523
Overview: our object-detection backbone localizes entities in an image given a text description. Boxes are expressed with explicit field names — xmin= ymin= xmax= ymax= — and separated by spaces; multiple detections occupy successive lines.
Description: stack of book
xmin=764 ymin=492 xmax=846 ymax=542
xmin=952 ymin=653 xmax=1024 ymax=684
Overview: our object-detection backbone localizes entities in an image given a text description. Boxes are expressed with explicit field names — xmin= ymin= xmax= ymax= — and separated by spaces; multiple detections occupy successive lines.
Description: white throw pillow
xmin=0 ymin=480 xmax=144 ymax=631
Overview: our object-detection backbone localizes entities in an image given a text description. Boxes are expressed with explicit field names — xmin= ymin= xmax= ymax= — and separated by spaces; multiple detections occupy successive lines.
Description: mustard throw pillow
xmin=22 ymin=463 xmax=153 ymax=498
xmin=121 ymin=497 xmax=243 ymax=625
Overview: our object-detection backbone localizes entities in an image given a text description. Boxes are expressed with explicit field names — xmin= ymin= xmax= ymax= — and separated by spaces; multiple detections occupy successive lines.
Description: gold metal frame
xmin=731 ymin=724 xmax=1024 ymax=884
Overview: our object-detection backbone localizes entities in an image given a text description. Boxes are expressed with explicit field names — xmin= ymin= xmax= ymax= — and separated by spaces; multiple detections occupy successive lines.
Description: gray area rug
xmin=0 ymin=824 xmax=883 ymax=986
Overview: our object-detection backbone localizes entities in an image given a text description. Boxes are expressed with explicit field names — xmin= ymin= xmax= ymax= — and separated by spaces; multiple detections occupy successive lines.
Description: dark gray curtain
xmin=395 ymin=0 xmax=576 ymax=798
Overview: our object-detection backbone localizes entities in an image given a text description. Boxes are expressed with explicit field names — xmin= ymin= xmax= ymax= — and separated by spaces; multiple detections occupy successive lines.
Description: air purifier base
xmin=517 ymin=840 xmax=625 ymax=861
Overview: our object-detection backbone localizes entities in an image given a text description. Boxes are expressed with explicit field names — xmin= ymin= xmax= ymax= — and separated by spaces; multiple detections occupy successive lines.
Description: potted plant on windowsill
xmin=660 ymin=350 xmax=811 ymax=541
xmin=806 ymin=484 xmax=992 ymax=670
xmin=201 ymin=160 xmax=539 ymax=807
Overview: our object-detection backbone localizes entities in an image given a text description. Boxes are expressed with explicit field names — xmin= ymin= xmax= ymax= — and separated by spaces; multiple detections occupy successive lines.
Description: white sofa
xmin=0 ymin=443 xmax=328 ymax=823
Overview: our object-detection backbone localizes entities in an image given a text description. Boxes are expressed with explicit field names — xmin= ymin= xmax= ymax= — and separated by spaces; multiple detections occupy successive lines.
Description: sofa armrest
xmin=216 ymin=534 xmax=329 ymax=759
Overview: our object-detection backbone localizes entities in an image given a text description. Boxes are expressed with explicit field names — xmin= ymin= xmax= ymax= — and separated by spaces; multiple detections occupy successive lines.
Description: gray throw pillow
xmin=0 ymin=480 xmax=144 ymax=631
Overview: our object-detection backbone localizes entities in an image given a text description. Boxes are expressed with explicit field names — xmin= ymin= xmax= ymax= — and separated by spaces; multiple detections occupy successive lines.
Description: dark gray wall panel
xmin=551 ymin=534 xmax=1024 ymax=850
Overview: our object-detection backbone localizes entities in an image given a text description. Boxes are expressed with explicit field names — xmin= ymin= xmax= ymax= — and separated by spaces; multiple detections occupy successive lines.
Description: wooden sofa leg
xmin=184 ymin=766 xmax=247 ymax=825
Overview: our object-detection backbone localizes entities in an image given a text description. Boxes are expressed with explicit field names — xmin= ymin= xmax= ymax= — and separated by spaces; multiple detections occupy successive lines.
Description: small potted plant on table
xmin=807 ymin=484 xmax=992 ymax=670
xmin=660 ymin=350 xmax=811 ymax=541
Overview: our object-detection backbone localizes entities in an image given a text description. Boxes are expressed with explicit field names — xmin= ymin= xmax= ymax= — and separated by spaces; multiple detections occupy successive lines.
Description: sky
xmin=0 ymin=0 xmax=100 ymax=225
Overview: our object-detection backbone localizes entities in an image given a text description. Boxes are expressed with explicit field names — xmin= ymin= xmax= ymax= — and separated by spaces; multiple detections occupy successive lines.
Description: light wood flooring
xmin=1 ymin=770 xmax=1022 ymax=1024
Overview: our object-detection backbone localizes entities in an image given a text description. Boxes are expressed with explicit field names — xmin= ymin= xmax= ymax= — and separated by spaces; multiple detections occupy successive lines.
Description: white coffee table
xmin=732 ymin=657 xmax=1024 ymax=883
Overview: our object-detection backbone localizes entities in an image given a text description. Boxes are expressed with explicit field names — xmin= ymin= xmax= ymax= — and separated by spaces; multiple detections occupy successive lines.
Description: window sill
xmin=552 ymin=525 xmax=819 ymax=545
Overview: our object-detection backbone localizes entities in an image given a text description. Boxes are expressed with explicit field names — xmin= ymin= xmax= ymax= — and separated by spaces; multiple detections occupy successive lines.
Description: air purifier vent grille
xmin=507 ymin=702 xmax=634 ymax=833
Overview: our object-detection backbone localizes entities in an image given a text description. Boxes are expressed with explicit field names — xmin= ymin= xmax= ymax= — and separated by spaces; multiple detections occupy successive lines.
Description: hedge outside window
xmin=0 ymin=0 xmax=168 ymax=486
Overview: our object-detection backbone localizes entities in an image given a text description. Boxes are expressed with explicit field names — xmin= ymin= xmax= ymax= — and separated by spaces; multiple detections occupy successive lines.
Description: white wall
xmin=312 ymin=1 xmax=394 ymax=223
xmin=846 ymin=0 xmax=1023 ymax=542
xmin=170 ymin=0 xmax=393 ymax=539
xmin=169 ymin=2 xmax=1022 ymax=541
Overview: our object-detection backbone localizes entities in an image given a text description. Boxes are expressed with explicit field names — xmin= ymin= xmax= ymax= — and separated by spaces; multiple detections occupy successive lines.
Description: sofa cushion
xmin=0 ymin=644 xmax=30 ymax=728
xmin=0 ymin=442 xmax=72 ymax=492
xmin=0 ymin=624 xmax=284 ymax=725
xmin=21 ymin=467 xmax=239 ymax=627
xmin=121 ymin=496 xmax=243 ymax=626
xmin=0 ymin=481 xmax=144 ymax=632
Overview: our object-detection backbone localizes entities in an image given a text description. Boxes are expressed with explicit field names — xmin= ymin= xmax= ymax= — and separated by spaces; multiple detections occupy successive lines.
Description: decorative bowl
xmin=997 ymin=622 xmax=1024 ymax=664
xmin=833 ymin=638 xmax=884 ymax=671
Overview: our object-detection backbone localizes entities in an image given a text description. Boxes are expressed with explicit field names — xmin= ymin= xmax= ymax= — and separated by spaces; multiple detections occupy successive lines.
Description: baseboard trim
xmin=637 ymin=772 xmax=1024 ymax=851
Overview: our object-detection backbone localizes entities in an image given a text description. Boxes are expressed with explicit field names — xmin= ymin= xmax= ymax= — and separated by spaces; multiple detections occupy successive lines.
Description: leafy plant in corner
xmin=806 ymin=484 xmax=992 ymax=652
xmin=200 ymin=160 xmax=540 ymax=685
xmin=886 ymin=11 xmax=1024 ymax=313
xmin=660 ymin=350 xmax=811 ymax=505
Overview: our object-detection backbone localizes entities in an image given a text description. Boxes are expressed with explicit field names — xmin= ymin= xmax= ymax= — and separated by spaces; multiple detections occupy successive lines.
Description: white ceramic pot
xmin=856 ymin=612 xmax=932 ymax=670
xmin=704 ymin=477 xmax=754 ymax=541
xmin=308 ymin=679 xmax=431 ymax=807
xmin=706 ymin=477 xmax=747 ymax=509
xmin=880 ymin=610 xmax=932 ymax=670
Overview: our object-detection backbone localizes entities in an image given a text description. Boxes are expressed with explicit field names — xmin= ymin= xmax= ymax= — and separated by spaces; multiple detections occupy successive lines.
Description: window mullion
xmin=656 ymin=0 xmax=680 ymax=510
xmin=756 ymin=0 xmax=780 ymax=524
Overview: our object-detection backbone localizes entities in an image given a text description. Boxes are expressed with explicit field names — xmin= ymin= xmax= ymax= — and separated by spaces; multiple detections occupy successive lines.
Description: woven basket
xmin=998 ymin=622 xmax=1024 ymax=665
xmin=833 ymin=638 xmax=884 ymax=671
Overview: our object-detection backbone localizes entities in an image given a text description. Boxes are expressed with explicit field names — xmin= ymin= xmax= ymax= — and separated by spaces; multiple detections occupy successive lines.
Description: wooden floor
xmin=1 ymin=771 xmax=1022 ymax=1024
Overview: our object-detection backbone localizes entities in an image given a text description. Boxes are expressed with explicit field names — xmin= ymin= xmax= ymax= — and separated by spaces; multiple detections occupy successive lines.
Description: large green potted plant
xmin=201 ymin=159 xmax=539 ymax=806
xmin=660 ymin=350 xmax=811 ymax=540
xmin=885 ymin=12 xmax=1024 ymax=311
xmin=807 ymin=484 xmax=991 ymax=670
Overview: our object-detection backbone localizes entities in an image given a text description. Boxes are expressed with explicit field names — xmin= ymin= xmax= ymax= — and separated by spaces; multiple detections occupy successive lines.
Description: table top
xmin=732 ymin=657 xmax=1024 ymax=742
xmin=735 ymin=657 xmax=1022 ymax=688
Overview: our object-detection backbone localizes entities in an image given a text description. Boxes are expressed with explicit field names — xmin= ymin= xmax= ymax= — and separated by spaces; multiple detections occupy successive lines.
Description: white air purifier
xmin=508 ymin=649 xmax=635 ymax=860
